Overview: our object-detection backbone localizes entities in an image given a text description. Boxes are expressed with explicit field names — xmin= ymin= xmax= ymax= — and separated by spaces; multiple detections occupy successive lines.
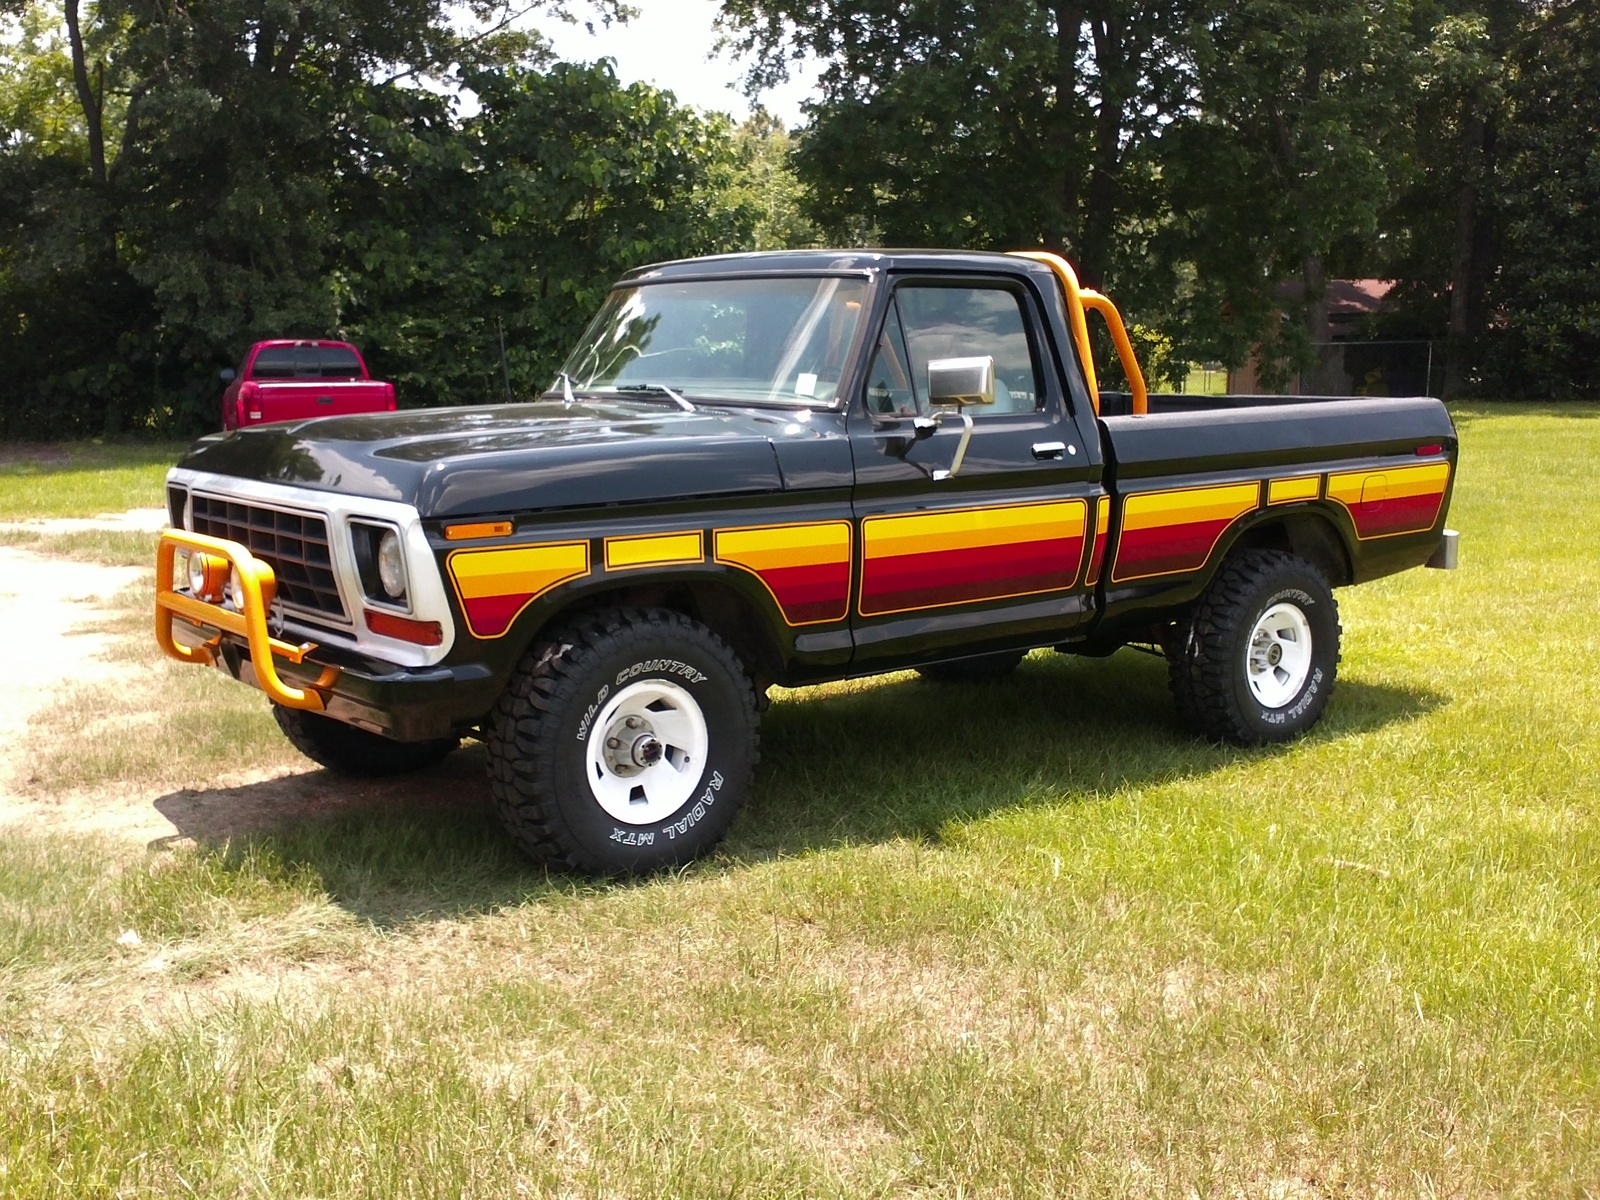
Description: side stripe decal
xmin=605 ymin=531 xmax=704 ymax=571
xmin=714 ymin=522 xmax=853 ymax=626
xmin=1268 ymin=475 xmax=1321 ymax=505
xmin=1111 ymin=482 xmax=1260 ymax=583
xmin=1326 ymin=462 xmax=1450 ymax=539
xmin=859 ymin=500 xmax=1086 ymax=617
xmin=448 ymin=541 xmax=590 ymax=639
xmin=1084 ymin=496 xmax=1110 ymax=588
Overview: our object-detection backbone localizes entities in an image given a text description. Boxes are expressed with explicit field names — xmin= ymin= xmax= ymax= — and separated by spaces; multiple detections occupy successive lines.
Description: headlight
xmin=187 ymin=551 xmax=228 ymax=601
xmin=228 ymin=566 xmax=245 ymax=610
xmin=376 ymin=529 xmax=407 ymax=599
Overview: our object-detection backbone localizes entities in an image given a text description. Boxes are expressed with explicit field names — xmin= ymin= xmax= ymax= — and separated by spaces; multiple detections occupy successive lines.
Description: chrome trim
xmin=164 ymin=468 xmax=457 ymax=666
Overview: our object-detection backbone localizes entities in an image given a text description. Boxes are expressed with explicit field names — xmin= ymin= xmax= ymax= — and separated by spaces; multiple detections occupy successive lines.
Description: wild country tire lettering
xmin=609 ymin=770 xmax=725 ymax=846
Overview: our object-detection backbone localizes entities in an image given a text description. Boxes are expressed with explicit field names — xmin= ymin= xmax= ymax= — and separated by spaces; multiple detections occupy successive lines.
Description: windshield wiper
xmin=615 ymin=383 xmax=696 ymax=413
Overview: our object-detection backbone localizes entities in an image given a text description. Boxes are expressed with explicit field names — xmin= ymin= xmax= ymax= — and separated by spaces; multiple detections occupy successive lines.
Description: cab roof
xmin=621 ymin=248 xmax=1056 ymax=283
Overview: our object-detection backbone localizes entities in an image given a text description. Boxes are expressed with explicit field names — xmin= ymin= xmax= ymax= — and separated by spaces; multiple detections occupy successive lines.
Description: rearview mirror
xmin=218 ymin=368 xmax=237 ymax=384
xmin=927 ymin=356 xmax=995 ymax=407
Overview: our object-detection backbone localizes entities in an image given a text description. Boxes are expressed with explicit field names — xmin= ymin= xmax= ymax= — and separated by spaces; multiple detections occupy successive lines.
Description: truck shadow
xmin=150 ymin=651 xmax=1442 ymax=927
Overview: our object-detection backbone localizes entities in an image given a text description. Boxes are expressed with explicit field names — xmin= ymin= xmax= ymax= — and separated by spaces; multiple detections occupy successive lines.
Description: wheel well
xmin=1229 ymin=512 xmax=1353 ymax=587
xmin=528 ymin=580 xmax=785 ymax=687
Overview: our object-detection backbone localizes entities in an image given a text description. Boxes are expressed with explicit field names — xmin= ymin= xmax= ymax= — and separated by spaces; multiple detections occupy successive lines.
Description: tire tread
xmin=1167 ymin=549 xmax=1340 ymax=745
xmin=486 ymin=607 xmax=758 ymax=875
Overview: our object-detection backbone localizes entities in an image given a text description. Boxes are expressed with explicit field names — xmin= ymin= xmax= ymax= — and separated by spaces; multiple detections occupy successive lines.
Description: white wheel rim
xmin=585 ymin=680 xmax=708 ymax=825
xmin=1245 ymin=601 xmax=1314 ymax=708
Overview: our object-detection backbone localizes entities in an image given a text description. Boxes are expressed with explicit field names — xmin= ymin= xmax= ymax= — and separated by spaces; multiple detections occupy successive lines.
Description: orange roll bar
xmin=1009 ymin=250 xmax=1148 ymax=416
xmin=155 ymin=530 xmax=338 ymax=710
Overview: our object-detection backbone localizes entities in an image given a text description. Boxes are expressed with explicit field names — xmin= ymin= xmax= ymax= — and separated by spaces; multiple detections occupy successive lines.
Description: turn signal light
xmin=444 ymin=520 xmax=513 ymax=541
xmin=364 ymin=609 xmax=443 ymax=646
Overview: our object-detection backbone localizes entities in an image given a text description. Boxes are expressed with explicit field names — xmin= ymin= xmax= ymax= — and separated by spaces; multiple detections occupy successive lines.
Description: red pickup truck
xmin=220 ymin=340 xmax=396 ymax=431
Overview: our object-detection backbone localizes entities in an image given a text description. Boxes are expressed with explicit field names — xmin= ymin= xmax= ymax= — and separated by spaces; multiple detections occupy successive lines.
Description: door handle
xmin=317 ymin=396 xmax=334 ymax=405
xmin=1032 ymin=441 xmax=1069 ymax=460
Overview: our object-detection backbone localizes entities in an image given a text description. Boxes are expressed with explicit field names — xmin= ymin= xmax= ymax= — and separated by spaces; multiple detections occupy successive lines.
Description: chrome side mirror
xmin=919 ymin=356 xmax=994 ymax=480
xmin=927 ymin=355 xmax=996 ymax=408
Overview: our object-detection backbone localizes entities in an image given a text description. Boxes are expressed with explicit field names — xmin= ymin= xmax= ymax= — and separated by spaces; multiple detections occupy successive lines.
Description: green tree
xmin=1161 ymin=0 xmax=1418 ymax=387
xmin=724 ymin=108 xmax=819 ymax=250
xmin=337 ymin=60 xmax=757 ymax=405
xmin=717 ymin=0 xmax=1192 ymax=300
xmin=1483 ymin=1 xmax=1600 ymax=397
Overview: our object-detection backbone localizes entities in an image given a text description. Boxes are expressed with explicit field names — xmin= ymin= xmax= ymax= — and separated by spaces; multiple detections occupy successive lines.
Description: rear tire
xmin=916 ymin=650 xmax=1026 ymax=683
xmin=1167 ymin=550 xmax=1340 ymax=745
xmin=273 ymin=705 xmax=458 ymax=776
xmin=486 ymin=607 xmax=759 ymax=876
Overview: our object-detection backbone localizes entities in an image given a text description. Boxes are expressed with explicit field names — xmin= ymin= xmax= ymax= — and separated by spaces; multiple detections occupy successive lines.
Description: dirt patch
xmin=0 ymin=507 xmax=168 ymax=535
xmin=0 ymin=443 xmax=71 ymax=467
xmin=0 ymin=547 xmax=144 ymax=802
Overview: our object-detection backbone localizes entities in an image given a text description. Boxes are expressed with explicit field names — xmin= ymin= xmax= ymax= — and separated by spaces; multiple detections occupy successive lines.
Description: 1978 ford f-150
xmin=156 ymin=249 xmax=1459 ymax=874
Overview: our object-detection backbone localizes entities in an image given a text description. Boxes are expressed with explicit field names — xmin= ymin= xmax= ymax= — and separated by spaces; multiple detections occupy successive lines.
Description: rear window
xmin=315 ymin=347 xmax=363 ymax=378
xmin=250 ymin=347 xmax=298 ymax=378
xmin=248 ymin=345 xmax=364 ymax=379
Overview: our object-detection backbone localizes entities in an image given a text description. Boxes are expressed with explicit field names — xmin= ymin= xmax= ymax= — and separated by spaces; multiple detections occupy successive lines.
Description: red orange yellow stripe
xmin=448 ymin=541 xmax=590 ymax=638
xmin=1111 ymin=482 xmax=1259 ymax=583
xmin=860 ymin=500 xmax=1085 ymax=616
xmin=1326 ymin=462 xmax=1451 ymax=539
xmin=715 ymin=522 xmax=852 ymax=626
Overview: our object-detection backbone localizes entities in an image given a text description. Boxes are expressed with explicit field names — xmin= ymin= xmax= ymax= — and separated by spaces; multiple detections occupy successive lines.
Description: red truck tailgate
xmin=240 ymin=379 xmax=395 ymax=425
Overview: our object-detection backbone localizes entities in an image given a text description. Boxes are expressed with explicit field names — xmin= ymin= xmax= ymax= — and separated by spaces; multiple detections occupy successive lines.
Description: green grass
xmin=2 ymin=404 xmax=1598 ymax=1195
xmin=0 ymin=441 xmax=187 ymax=520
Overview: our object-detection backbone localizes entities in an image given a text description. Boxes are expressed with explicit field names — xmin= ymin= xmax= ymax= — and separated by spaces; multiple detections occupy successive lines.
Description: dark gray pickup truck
xmin=156 ymin=249 xmax=1459 ymax=874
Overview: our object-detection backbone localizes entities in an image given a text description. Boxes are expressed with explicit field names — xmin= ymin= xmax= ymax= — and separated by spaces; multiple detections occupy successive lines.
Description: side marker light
xmin=365 ymin=609 xmax=443 ymax=646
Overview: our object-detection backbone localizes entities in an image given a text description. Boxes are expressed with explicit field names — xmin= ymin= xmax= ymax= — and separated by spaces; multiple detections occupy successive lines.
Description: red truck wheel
xmin=1167 ymin=550 xmax=1341 ymax=745
xmin=486 ymin=607 xmax=759 ymax=876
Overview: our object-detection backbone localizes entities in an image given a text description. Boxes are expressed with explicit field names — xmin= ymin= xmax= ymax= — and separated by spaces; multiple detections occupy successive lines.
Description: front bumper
xmin=157 ymin=531 xmax=496 ymax=740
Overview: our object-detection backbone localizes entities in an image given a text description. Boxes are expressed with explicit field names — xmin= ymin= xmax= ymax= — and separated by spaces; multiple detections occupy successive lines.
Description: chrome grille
xmin=189 ymin=494 xmax=347 ymax=620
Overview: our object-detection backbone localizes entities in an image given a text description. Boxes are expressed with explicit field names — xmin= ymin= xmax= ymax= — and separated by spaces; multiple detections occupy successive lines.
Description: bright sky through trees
xmin=527 ymin=0 xmax=821 ymax=124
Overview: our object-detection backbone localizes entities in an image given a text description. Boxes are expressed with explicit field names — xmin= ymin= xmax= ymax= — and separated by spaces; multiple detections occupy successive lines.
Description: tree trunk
xmin=1301 ymin=253 xmax=1333 ymax=394
xmin=1443 ymin=114 xmax=1491 ymax=399
xmin=63 ymin=0 xmax=106 ymax=185
xmin=1048 ymin=2 xmax=1082 ymax=255
xmin=1080 ymin=16 xmax=1126 ymax=289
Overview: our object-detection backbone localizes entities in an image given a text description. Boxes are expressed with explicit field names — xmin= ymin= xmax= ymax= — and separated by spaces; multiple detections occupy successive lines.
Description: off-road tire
xmin=916 ymin=650 xmax=1026 ymax=683
xmin=273 ymin=705 xmax=459 ymax=776
xmin=486 ymin=607 xmax=759 ymax=876
xmin=1167 ymin=550 xmax=1340 ymax=745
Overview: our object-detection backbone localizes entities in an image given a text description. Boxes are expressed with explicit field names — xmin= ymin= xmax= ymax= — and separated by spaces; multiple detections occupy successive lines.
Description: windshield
xmin=557 ymin=276 xmax=869 ymax=406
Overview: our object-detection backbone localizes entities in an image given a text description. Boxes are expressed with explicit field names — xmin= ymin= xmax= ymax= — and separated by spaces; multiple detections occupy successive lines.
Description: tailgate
xmin=248 ymin=380 xmax=393 ymax=425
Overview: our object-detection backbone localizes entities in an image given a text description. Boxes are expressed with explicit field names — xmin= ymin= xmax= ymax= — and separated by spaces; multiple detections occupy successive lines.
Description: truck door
xmin=847 ymin=274 xmax=1107 ymax=669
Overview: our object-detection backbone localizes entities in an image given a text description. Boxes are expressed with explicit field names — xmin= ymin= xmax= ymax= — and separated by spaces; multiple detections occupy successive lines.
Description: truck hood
xmin=177 ymin=400 xmax=843 ymax=518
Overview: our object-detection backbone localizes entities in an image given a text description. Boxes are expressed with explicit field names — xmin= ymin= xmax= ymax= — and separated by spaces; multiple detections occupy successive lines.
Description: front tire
xmin=1167 ymin=550 xmax=1340 ymax=745
xmin=272 ymin=705 xmax=458 ymax=776
xmin=486 ymin=607 xmax=759 ymax=876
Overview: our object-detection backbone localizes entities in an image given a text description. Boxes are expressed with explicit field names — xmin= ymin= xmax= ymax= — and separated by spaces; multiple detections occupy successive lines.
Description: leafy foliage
xmin=0 ymin=0 xmax=752 ymax=436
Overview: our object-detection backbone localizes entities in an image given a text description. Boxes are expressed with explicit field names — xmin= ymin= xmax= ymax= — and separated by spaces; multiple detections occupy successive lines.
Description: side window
xmin=863 ymin=301 xmax=919 ymax=416
xmin=893 ymin=284 xmax=1043 ymax=415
